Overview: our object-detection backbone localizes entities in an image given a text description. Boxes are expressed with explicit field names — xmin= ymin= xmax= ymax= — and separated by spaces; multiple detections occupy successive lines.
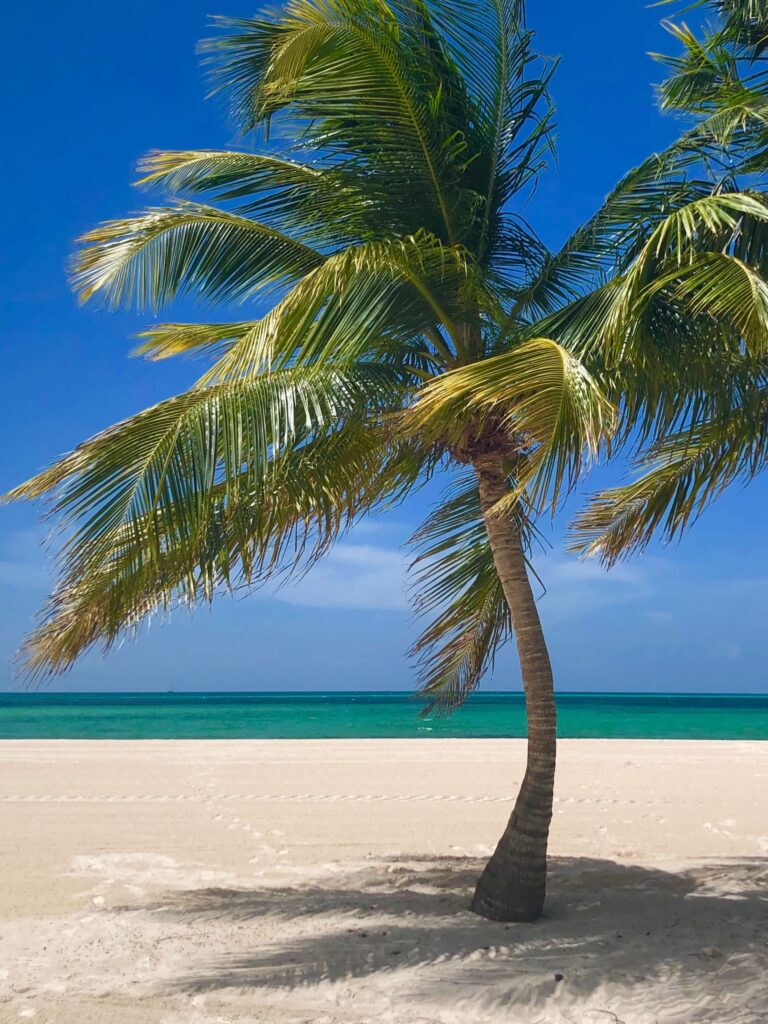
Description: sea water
xmin=0 ymin=691 xmax=766 ymax=739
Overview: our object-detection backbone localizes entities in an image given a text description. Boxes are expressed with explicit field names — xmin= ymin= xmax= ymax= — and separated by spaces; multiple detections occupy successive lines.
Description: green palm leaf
xmin=203 ymin=2 xmax=471 ymax=245
xmin=73 ymin=203 xmax=323 ymax=308
xmin=7 ymin=362 xmax=420 ymax=675
xmin=597 ymin=191 xmax=768 ymax=354
xmin=18 ymin=426 xmax=427 ymax=678
xmin=132 ymin=321 xmax=257 ymax=361
xmin=570 ymin=385 xmax=768 ymax=563
xmin=408 ymin=473 xmax=541 ymax=713
xmin=650 ymin=252 xmax=768 ymax=353
xmin=511 ymin=155 xmax=711 ymax=322
xmin=196 ymin=232 xmax=473 ymax=379
xmin=409 ymin=478 xmax=511 ymax=713
xmin=136 ymin=149 xmax=412 ymax=244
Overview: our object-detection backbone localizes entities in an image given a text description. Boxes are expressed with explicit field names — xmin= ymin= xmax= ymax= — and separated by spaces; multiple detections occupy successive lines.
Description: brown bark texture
xmin=470 ymin=453 xmax=557 ymax=922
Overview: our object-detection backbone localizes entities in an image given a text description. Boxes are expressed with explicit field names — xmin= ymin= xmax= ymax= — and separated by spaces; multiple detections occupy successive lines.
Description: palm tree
xmin=7 ymin=0 xmax=768 ymax=921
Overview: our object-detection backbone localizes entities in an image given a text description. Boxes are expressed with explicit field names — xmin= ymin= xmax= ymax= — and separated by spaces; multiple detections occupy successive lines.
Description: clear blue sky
xmin=1 ymin=1 xmax=766 ymax=693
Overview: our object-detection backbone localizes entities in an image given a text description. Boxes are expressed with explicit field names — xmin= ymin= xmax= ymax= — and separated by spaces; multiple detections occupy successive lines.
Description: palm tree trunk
xmin=470 ymin=452 xmax=557 ymax=922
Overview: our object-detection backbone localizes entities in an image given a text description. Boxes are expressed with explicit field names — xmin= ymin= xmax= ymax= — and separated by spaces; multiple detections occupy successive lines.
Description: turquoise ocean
xmin=0 ymin=691 xmax=766 ymax=739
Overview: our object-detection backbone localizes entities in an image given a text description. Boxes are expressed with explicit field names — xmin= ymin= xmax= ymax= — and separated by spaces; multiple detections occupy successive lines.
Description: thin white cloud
xmin=646 ymin=609 xmax=674 ymax=623
xmin=543 ymin=558 xmax=644 ymax=585
xmin=347 ymin=516 xmax=412 ymax=539
xmin=272 ymin=541 xmax=662 ymax=619
xmin=531 ymin=555 xmax=657 ymax=624
xmin=277 ymin=544 xmax=408 ymax=611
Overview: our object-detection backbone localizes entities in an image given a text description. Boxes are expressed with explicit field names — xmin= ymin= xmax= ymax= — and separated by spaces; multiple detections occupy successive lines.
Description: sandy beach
xmin=0 ymin=739 xmax=766 ymax=1023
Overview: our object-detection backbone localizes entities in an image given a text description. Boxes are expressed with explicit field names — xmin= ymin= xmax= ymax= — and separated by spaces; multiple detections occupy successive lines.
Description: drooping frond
xmin=570 ymin=384 xmax=768 ymax=563
xmin=132 ymin=321 xmax=257 ymax=361
xmin=510 ymin=154 xmax=712 ymax=322
xmin=9 ymin=363 xmax=405 ymax=537
xmin=650 ymin=252 xmax=768 ymax=352
xmin=18 ymin=427 xmax=428 ymax=679
xmin=486 ymin=214 xmax=551 ymax=298
xmin=194 ymin=232 xmax=473 ymax=379
xmin=562 ymin=286 xmax=754 ymax=451
xmin=408 ymin=475 xmax=512 ymax=713
xmin=601 ymin=190 xmax=768 ymax=355
xmin=73 ymin=203 xmax=323 ymax=308
xmin=6 ymin=362 xmax=422 ymax=676
xmin=135 ymin=149 xmax=412 ymax=245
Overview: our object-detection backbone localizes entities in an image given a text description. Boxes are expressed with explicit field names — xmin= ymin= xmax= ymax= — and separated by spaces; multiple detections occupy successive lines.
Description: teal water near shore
xmin=0 ymin=692 xmax=767 ymax=739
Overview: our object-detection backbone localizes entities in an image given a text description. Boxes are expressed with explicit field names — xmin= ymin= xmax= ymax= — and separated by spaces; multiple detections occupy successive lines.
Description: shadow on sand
xmin=149 ymin=855 xmax=767 ymax=1019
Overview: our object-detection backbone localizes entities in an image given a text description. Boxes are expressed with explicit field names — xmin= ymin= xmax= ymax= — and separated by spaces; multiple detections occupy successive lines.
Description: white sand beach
xmin=0 ymin=739 xmax=766 ymax=1023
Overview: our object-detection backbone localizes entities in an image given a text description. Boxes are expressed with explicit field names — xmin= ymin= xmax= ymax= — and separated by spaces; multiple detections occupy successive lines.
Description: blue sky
xmin=1 ymin=1 xmax=766 ymax=693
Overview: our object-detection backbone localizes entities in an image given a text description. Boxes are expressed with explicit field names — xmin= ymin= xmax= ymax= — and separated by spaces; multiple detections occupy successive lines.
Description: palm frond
xmin=18 ymin=426 xmax=428 ymax=678
xmin=6 ymin=362 xmax=419 ymax=676
xmin=202 ymin=1 xmax=476 ymax=245
xmin=408 ymin=475 xmax=512 ymax=713
xmin=132 ymin=321 xmax=257 ymax=361
xmin=650 ymin=252 xmax=768 ymax=353
xmin=135 ymin=149 xmax=410 ymax=244
xmin=654 ymin=19 xmax=739 ymax=114
xmin=198 ymin=232 xmax=473 ymax=379
xmin=8 ymin=362 xmax=404 ymax=529
xmin=602 ymin=191 xmax=768 ymax=354
xmin=510 ymin=154 xmax=712 ymax=322
xmin=73 ymin=203 xmax=323 ymax=308
xmin=653 ymin=3 xmax=768 ymax=170
xmin=570 ymin=384 xmax=768 ymax=563
xmin=422 ymin=0 xmax=555 ymax=252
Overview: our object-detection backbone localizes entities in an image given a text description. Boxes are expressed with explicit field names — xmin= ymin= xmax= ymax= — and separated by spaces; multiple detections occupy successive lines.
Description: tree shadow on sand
xmin=154 ymin=856 xmax=768 ymax=1020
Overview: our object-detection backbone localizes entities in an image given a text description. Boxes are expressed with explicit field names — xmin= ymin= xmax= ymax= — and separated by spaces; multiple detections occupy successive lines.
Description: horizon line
xmin=2 ymin=690 xmax=767 ymax=698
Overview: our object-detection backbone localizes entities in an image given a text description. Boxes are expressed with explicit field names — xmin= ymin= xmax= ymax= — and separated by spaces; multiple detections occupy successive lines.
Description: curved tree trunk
xmin=470 ymin=453 xmax=557 ymax=922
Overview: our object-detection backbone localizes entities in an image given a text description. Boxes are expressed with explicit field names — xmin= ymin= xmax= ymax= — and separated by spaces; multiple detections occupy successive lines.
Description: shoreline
xmin=2 ymin=739 xmax=766 ymax=1022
